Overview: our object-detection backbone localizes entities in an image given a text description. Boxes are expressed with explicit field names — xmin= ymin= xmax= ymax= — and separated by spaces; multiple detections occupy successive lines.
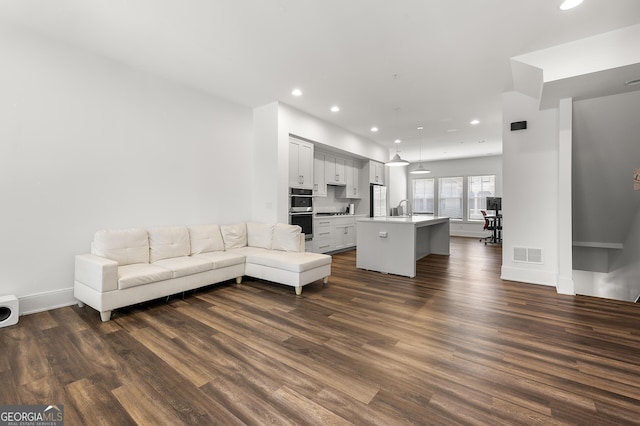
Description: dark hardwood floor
xmin=2 ymin=237 xmax=640 ymax=425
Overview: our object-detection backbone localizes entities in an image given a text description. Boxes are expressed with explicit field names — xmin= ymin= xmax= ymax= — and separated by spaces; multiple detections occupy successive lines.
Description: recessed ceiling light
xmin=370 ymin=126 xmax=379 ymax=132
xmin=417 ymin=126 xmax=424 ymax=130
xmin=394 ymin=139 xmax=402 ymax=144
xmin=624 ymin=79 xmax=640 ymax=86
xmin=330 ymin=106 xmax=340 ymax=112
xmin=291 ymin=88 xmax=302 ymax=96
xmin=470 ymin=119 xmax=480 ymax=125
xmin=560 ymin=0 xmax=583 ymax=10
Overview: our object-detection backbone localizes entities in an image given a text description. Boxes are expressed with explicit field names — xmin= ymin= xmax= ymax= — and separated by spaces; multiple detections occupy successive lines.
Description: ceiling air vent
xmin=513 ymin=247 xmax=543 ymax=264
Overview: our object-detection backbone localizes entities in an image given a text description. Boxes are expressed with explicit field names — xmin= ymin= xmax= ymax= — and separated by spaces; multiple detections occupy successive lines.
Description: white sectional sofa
xmin=74 ymin=222 xmax=331 ymax=321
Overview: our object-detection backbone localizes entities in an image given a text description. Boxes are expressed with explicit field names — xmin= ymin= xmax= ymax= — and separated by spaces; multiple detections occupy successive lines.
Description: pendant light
xmin=411 ymin=163 xmax=431 ymax=174
xmin=386 ymin=107 xmax=409 ymax=166
xmin=386 ymin=150 xmax=410 ymax=167
xmin=410 ymin=128 xmax=431 ymax=174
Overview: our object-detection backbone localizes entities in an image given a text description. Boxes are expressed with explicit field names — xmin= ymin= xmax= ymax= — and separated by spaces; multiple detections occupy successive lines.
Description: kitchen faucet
xmin=397 ymin=199 xmax=412 ymax=216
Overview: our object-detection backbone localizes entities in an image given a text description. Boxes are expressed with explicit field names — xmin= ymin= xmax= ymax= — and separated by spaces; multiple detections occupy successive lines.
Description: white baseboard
xmin=501 ymin=266 xmax=557 ymax=287
xmin=450 ymin=230 xmax=488 ymax=238
xmin=19 ymin=287 xmax=76 ymax=316
xmin=556 ymin=276 xmax=575 ymax=295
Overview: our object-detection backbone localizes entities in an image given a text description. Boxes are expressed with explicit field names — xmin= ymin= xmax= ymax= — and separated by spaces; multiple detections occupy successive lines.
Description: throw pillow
xmin=148 ymin=227 xmax=191 ymax=263
xmin=189 ymin=224 xmax=225 ymax=254
xmin=246 ymin=222 xmax=275 ymax=249
xmin=272 ymin=223 xmax=302 ymax=252
xmin=93 ymin=228 xmax=149 ymax=265
xmin=220 ymin=223 xmax=248 ymax=250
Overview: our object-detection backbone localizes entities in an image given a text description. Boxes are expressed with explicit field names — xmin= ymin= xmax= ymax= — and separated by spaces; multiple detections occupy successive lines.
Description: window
xmin=439 ymin=177 xmax=463 ymax=219
xmin=412 ymin=178 xmax=435 ymax=213
xmin=468 ymin=175 xmax=496 ymax=220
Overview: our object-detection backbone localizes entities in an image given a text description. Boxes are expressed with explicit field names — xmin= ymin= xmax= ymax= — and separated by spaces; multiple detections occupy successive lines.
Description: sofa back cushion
xmin=189 ymin=225 xmax=225 ymax=255
xmin=93 ymin=228 xmax=149 ymax=265
xmin=148 ymin=226 xmax=191 ymax=263
xmin=246 ymin=222 xmax=275 ymax=249
xmin=220 ymin=223 xmax=247 ymax=250
xmin=272 ymin=223 xmax=302 ymax=252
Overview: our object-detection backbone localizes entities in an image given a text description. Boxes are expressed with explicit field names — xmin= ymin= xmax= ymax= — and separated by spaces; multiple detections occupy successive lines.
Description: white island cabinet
xmin=356 ymin=216 xmax=450 ymax=277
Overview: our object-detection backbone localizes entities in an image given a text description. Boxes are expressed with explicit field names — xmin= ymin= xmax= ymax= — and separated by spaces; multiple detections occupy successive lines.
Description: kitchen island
xmin=356 ymin=215 xmax=450 ymax=277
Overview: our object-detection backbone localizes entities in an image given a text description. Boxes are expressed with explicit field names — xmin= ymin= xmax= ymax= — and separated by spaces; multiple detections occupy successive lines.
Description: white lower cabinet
xmin=312 ymin=216 xmax=357 ymax=253
xmin=333 ymin=224 xmax=356 ymax=250
xmin=313 ymin=219 xmax=334 ymax=253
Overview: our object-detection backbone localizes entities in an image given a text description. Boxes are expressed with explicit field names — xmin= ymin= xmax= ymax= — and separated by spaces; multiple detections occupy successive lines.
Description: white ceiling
xmin=1 ymin=0 xmax=640 ymax=162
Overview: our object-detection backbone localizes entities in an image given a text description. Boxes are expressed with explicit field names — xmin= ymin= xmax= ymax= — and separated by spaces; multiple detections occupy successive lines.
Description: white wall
xmin=556 ymin=98 xmax=574 ymax=295
xmin=387 ymin=166 xmax=408 ymax=211
xmin=574 ymin=205 xmax=640 ymax=302
xmin=0 ymin=24 xmax=253 ymax=314
xmin=501 ymin=91 xmax=559 ymax=287
xmin=600 ymin=206 xmax=640 ymax=301
xmin=252 ymin=103 xmax=280 ymax=223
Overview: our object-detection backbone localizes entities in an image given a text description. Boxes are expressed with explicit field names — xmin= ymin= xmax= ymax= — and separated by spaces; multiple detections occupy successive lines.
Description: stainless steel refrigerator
xmin=370 ymin=185 xmax=387 ymax=217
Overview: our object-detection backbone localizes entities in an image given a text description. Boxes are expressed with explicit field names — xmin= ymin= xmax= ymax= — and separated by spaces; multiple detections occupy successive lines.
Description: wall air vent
xmin=513 ymin=247 xmax=543 ymax=264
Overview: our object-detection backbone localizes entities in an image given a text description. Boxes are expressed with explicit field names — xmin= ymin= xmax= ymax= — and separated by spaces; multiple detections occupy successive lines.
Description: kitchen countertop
xmin=314 ymin=214 xmax=367 ymax=218
xmin=357 ymin=215 xmax=449 ymax=224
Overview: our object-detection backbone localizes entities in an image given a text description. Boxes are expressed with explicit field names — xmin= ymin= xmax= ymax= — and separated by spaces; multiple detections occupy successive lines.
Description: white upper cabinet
xmin=325 ymin=154 xmax=346 ymax=185
xmin=368 ymin=160 xmax=385 ymax=185
xmin=348 ymin=160 xmax=361 ymax=198
xmin=313 ymin=151 xmax=327 ymax=196
xmin=289 ymin=138 xmax=313 ymax=189
xmin=338 ymin=159 xmax=361 ymax=199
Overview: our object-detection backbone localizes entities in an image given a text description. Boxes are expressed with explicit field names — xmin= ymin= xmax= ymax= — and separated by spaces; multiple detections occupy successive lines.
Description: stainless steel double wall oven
xmin=289 ymin=188 xmax=313 ymax=241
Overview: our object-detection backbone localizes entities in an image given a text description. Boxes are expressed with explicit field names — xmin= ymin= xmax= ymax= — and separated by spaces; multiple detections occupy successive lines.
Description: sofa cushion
xmin=220 ymin=223 xmax=247 ymax=250
xmin=245 ymin=251 xmax=331 ymax=273
xmin=192 ymin=251 xmax=246 ymax=269
xmin=228 ymin=246 xmax=270 ymax=257
xmin=188 ymin=225 xmax=225 ymax=255
xmin=247 ymin=222 xmax=275 ymax=249
xmin=153 ymin=256 xmax=213 ymax=278
xmin=93 ymin=228 xmax=149 ymax=266
xmin=148 ymin=227 xmax=191 ymax=263
xmin=272 ymin=223 xmax=302 ymax=252
xmin=118 ymin=263 xmax=173 ymax=289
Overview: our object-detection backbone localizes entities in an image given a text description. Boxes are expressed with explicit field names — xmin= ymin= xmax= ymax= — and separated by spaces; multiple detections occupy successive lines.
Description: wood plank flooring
xmin=2 ymin=237 xmax=640 ymax=425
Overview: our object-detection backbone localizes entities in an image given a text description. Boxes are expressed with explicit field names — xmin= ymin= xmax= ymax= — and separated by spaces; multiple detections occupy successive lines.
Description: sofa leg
xmin=78 ymin=301 xmax=85 ymax=308
xmin=100 ymin=311 xmax=112 ymax=322
xmin=236 ymin=276 xmax=243 ymax=284
xmin=295 ymin=286 xmax=302 ymax=295
xmin=323 ymin=276 xmax=329 ymax=286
